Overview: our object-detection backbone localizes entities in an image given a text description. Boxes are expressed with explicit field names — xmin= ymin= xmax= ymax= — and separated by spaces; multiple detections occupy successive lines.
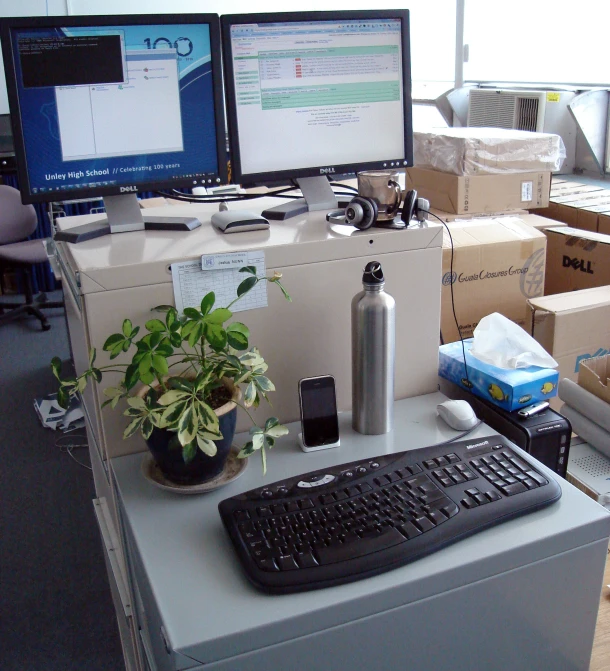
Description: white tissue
xmin=470 ymin=313 xmax=558 ymax=370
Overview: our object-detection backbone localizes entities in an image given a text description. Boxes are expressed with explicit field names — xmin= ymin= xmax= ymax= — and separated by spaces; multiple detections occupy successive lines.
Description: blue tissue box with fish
xmin=438 ymin=339 xmax=559 ymax=412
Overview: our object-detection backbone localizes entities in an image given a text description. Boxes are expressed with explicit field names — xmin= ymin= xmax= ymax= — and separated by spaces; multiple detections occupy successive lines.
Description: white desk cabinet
xmin=113 ymin=394 xmax=610 ymax=671
xmin=54 ymin=200 xmax=443 ymax=670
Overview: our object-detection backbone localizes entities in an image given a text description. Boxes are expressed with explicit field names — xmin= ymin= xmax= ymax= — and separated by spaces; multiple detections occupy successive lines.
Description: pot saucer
xmin=141 ymin=447 xmax=248 ymax=494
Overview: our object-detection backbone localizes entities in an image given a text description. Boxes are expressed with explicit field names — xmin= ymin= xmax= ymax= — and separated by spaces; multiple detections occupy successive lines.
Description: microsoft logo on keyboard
xmin=466 ymin=440 xmax=490 ymax=450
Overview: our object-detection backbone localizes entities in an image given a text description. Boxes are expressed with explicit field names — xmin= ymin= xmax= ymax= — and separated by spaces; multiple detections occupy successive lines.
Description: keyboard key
xmin=525 ymin=471 xmax=548 ymax=486
xmin=485 ymin=490 xmax=502 ymax=502
xmin=277 ymin=555 xmax=299 ymax=570
xmin=423 ymin=459 xmax=436 ymax=470
xmin=460 ymin=496 xmax=478 ymax=509
xmin=446 ymin=453 xmax=460 ymax=463
xmin=255 ymin=557 xmax=279 ymax=572
xmin=397 ymin=521 xmax=422 ymax=539
xmin=295 ymin=552 xmax=318 ymax=568
xmin=314 ymin=527 xmax=405 ymax=565
xmin=523 ymin=478 xmax=538 ymax=490
xmin=412 ymin=515 xmax=436 ymax=532
xmin=499 ymin=482 xmax=527 ymax=496
xmin=473 ymin=493 xmax=488 ymax=505
xmin=408 ymin=464 xmax=423 ymax=475
xmin=440 ymin=502 xmax=459 ymax=518
xmin=435 ymin=456 xmax=449 ymax=467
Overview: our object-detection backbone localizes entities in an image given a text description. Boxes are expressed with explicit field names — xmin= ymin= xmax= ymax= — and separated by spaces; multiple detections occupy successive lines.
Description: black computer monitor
xmin=220 ymin=10 xmax=413 ymax=220
xmin=1 ymin=14 xmax=227 ymax=241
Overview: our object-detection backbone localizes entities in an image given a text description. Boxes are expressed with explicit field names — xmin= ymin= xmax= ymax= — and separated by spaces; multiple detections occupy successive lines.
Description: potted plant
xmin=52 ymin=266 xmax=291 ymax=484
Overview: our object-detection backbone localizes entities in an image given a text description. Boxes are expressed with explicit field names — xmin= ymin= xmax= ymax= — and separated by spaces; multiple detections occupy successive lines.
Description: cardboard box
xmin=438 ymin=339 xmax=559 ymax=412
xmin=441 ymin=218 xmax=546 ymax=342
xmin=544 ymin=226 xmax=610 ymax=295
xmin=578 ymin=355 xmax=610 ymax=405
xmin=414 ymin=127 xmax=565 ymax=176
xmin=528 ymin=286 xmax=610 ymax=411
xmin=430 ymin=209 xmax=566 ymax=232
xmin=547 ymin=193 xmax=610 ymax=230
xmin=598 ymin=212 xmax=610 ymax=235
xmin=407 ymin=167 xmax=551 ymax=215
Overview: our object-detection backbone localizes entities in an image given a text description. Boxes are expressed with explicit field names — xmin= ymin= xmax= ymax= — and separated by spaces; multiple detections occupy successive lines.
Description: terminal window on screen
xmin=56 ymin=49 xmax=184 ymax=161
xmin=231 ymin=20 xmax=405 ymax=174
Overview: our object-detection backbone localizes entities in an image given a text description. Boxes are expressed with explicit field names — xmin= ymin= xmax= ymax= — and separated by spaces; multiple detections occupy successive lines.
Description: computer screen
xmin=221 ymin=10 xmax=412 ymax=219
xmin=1 ymin=14 xmax=227 ymax=239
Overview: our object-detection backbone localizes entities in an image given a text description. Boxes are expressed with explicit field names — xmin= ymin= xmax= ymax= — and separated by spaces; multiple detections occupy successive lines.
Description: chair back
xmin=0 ymin=184 xmax=38 ymax=245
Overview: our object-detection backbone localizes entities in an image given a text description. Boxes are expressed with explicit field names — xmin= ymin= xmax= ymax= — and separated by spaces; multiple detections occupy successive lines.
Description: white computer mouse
xmin=437 ymin=400 xmax=478 ymax=431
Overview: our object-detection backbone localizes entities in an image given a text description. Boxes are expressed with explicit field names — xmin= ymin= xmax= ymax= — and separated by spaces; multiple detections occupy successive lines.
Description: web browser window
xmin=229 ymin=19 xmax=405 ymax=174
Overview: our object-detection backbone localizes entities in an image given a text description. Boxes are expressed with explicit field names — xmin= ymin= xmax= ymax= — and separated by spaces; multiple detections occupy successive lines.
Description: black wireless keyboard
xmin=218 ymin=434 xmax=562 ymax=593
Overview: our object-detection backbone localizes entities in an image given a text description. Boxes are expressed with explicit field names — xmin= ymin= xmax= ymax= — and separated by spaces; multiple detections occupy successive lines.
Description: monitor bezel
xmin=220 ymin=10 xmax=413 ymax=188
xmin=0 ymin=13 xmax=228 ymax=204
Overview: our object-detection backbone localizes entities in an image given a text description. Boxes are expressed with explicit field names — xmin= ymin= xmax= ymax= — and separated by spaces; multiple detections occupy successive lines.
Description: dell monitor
xmin=1 ymin=14 xmax=227 ymax=242
xmin=220 ymin=10 xmax=413 ymax=220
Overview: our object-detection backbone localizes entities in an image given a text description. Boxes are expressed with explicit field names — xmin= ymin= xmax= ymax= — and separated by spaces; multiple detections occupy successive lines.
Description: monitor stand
xmin=54 ymin=193 xmax=201 ymax=244
xmin=262 ymin=176 xmax=338 ymax=221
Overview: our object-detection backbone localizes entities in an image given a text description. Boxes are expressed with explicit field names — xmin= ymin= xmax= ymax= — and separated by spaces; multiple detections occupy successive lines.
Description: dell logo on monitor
xmin=120 ymin=186 xmax=138 ymax=193
xmin=320 ymin=167 xmax=335 ymax=175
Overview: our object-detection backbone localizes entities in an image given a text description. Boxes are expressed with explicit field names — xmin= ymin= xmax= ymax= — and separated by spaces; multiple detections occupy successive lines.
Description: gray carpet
xmin=0 ymin=293 xmax=124 ymax=671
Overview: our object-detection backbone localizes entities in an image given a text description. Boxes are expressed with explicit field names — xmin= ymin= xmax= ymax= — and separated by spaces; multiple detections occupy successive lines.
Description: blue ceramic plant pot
xmin=143 ymin=381 xmax=240 ymax=486
xmin=146 ymin=407 xmax=237 ymax=485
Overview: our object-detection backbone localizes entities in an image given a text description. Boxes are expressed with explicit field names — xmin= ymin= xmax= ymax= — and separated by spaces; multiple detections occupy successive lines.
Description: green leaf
xmin=204 ymin=323 xmax=227 ymax=350
xmin=182 ymin=440 xmax=197 ymax=464
xmin=266 ymin=423 xmax=289 ymax=439
xmin=141 ymin=417 xmax=155 ymax=440
xmin=103 ymin=333 xmax=124 ymax=349
xmin=196 ymin=434 xmax=218 ymax=457
xmin=200 ymin=292 xmax=215 ymax=316
xmin=206 ymin=308 xmax=231 ymax=324
xmin=167 ymin=377 xmax=194 ymax=393
xmin=183 ymin=307 xmax=201 ymax=320
xmin=127 ymin=396 xmax=147 ymax=409
xmin=275 ymin=280 xmax=292 ymax=302
xmin=261 ymin=445 xmax=267 ymax=475
xmin=152 ymin=354 xmax=169 ymax=376
xmin=244 ymin=381 xmax=257 ymax=407
xmin=122 ymin=319 xmax=133 ymax=337
xmin=77 ymin=377 xmax=87 ymax=393
xmin=178 ymin=406 xmax=198 ymax=446
xmin=166 ymin=308 xmax=177 ymax=328
xmin=138 ymin=353 xmax=153 ymax=378
xmin=252 ymin=432 xmax=264 ymax=451
xmin=158 ymin=390 xmax=190 ymax=406
xmin=91 ymin=368 xmax=102 ymax=383
xmin=226 ymin=328 xmax=248 ymax=351
xmin=125 ymin=364 xmax=140 ymax=391
xmin=237 ymin=441 xmax=255 ymax=458
xmin=51 ymin=357 xmax=62 ymax=379
xmin=124 ymin=406 xmax=144 ymax=417
xmin=160 ymin=400 xmax=187 ymax=427
xmin=170 ymin=332 xmax=182 ymax=348
xmin=254 ymin=376 xmax=275 ymax=392
xmin=89 ymin=348 xmax=96 ymax=366
xmin=140 ymin=368 xmax=155 ymax=385
xmin=264 ymin=417 xmax=279 ymax=432
xmin=123 ymin=417 xmax=142 ymax=439
xmin=145 ymin=319 xmax=166 ymax=332
xmin=187 ymin=322 xmax=204 ymax=349
xmin=155 ymin=342 xmax=174 ymax=357
xmin=237 ymin=276 xmax=257 ymax=297
xmin=57 ymin=386 xmax=70 ymax=409
xmin=152 ymin=304 xmax=174 ymax=313
xmin=239 ymin=266 xmax=257 ymax=275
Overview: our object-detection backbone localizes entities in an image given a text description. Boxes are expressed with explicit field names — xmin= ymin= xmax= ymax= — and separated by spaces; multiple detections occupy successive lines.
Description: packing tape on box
xmin=559 ymin=403 xmax=610 ymax=458
xmin=558 ymin=378 xmax=610 ymax=433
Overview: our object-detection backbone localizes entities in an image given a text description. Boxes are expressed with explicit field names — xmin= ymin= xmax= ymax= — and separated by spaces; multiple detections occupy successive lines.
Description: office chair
xmin=0 ymin=184 xmax=63 ymax=331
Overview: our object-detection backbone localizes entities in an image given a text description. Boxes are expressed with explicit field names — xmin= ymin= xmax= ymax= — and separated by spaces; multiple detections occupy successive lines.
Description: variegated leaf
xmin=196 ymin=435 xmax=218 ymax=457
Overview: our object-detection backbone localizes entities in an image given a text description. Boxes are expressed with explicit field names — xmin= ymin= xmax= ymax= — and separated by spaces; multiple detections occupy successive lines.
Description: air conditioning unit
xmin=467 ymin=88 xmax=577 ymax=173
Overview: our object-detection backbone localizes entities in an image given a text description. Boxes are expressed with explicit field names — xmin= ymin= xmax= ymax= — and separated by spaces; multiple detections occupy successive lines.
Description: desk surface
xmin=112 ymin=392 xmax=610 ymax=667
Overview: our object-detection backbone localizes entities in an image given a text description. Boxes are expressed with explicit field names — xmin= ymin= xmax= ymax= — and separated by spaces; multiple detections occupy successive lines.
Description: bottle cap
xmin=363 ymin=261 xmax=384 ymax=285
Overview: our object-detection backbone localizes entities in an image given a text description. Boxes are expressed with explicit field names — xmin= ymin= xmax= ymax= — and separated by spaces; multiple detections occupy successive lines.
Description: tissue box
xmin=438 ymin=339 xmax=559 ymax=411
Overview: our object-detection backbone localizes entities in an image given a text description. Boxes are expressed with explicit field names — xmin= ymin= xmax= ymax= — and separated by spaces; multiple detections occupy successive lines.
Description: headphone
xmin=326 ymin=190 xmax=429 ymax=230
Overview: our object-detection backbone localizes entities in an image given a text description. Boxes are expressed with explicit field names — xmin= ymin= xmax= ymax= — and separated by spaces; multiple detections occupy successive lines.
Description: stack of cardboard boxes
xmin=411 ymin=128 xmax=610 ymax=411
xmin=407 ymin=127 xmax=566 ymax=343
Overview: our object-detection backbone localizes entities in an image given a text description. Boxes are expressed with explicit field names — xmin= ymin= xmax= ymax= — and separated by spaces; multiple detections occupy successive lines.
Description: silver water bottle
xmin=352 ymin=261 xmax=396 ymax=435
